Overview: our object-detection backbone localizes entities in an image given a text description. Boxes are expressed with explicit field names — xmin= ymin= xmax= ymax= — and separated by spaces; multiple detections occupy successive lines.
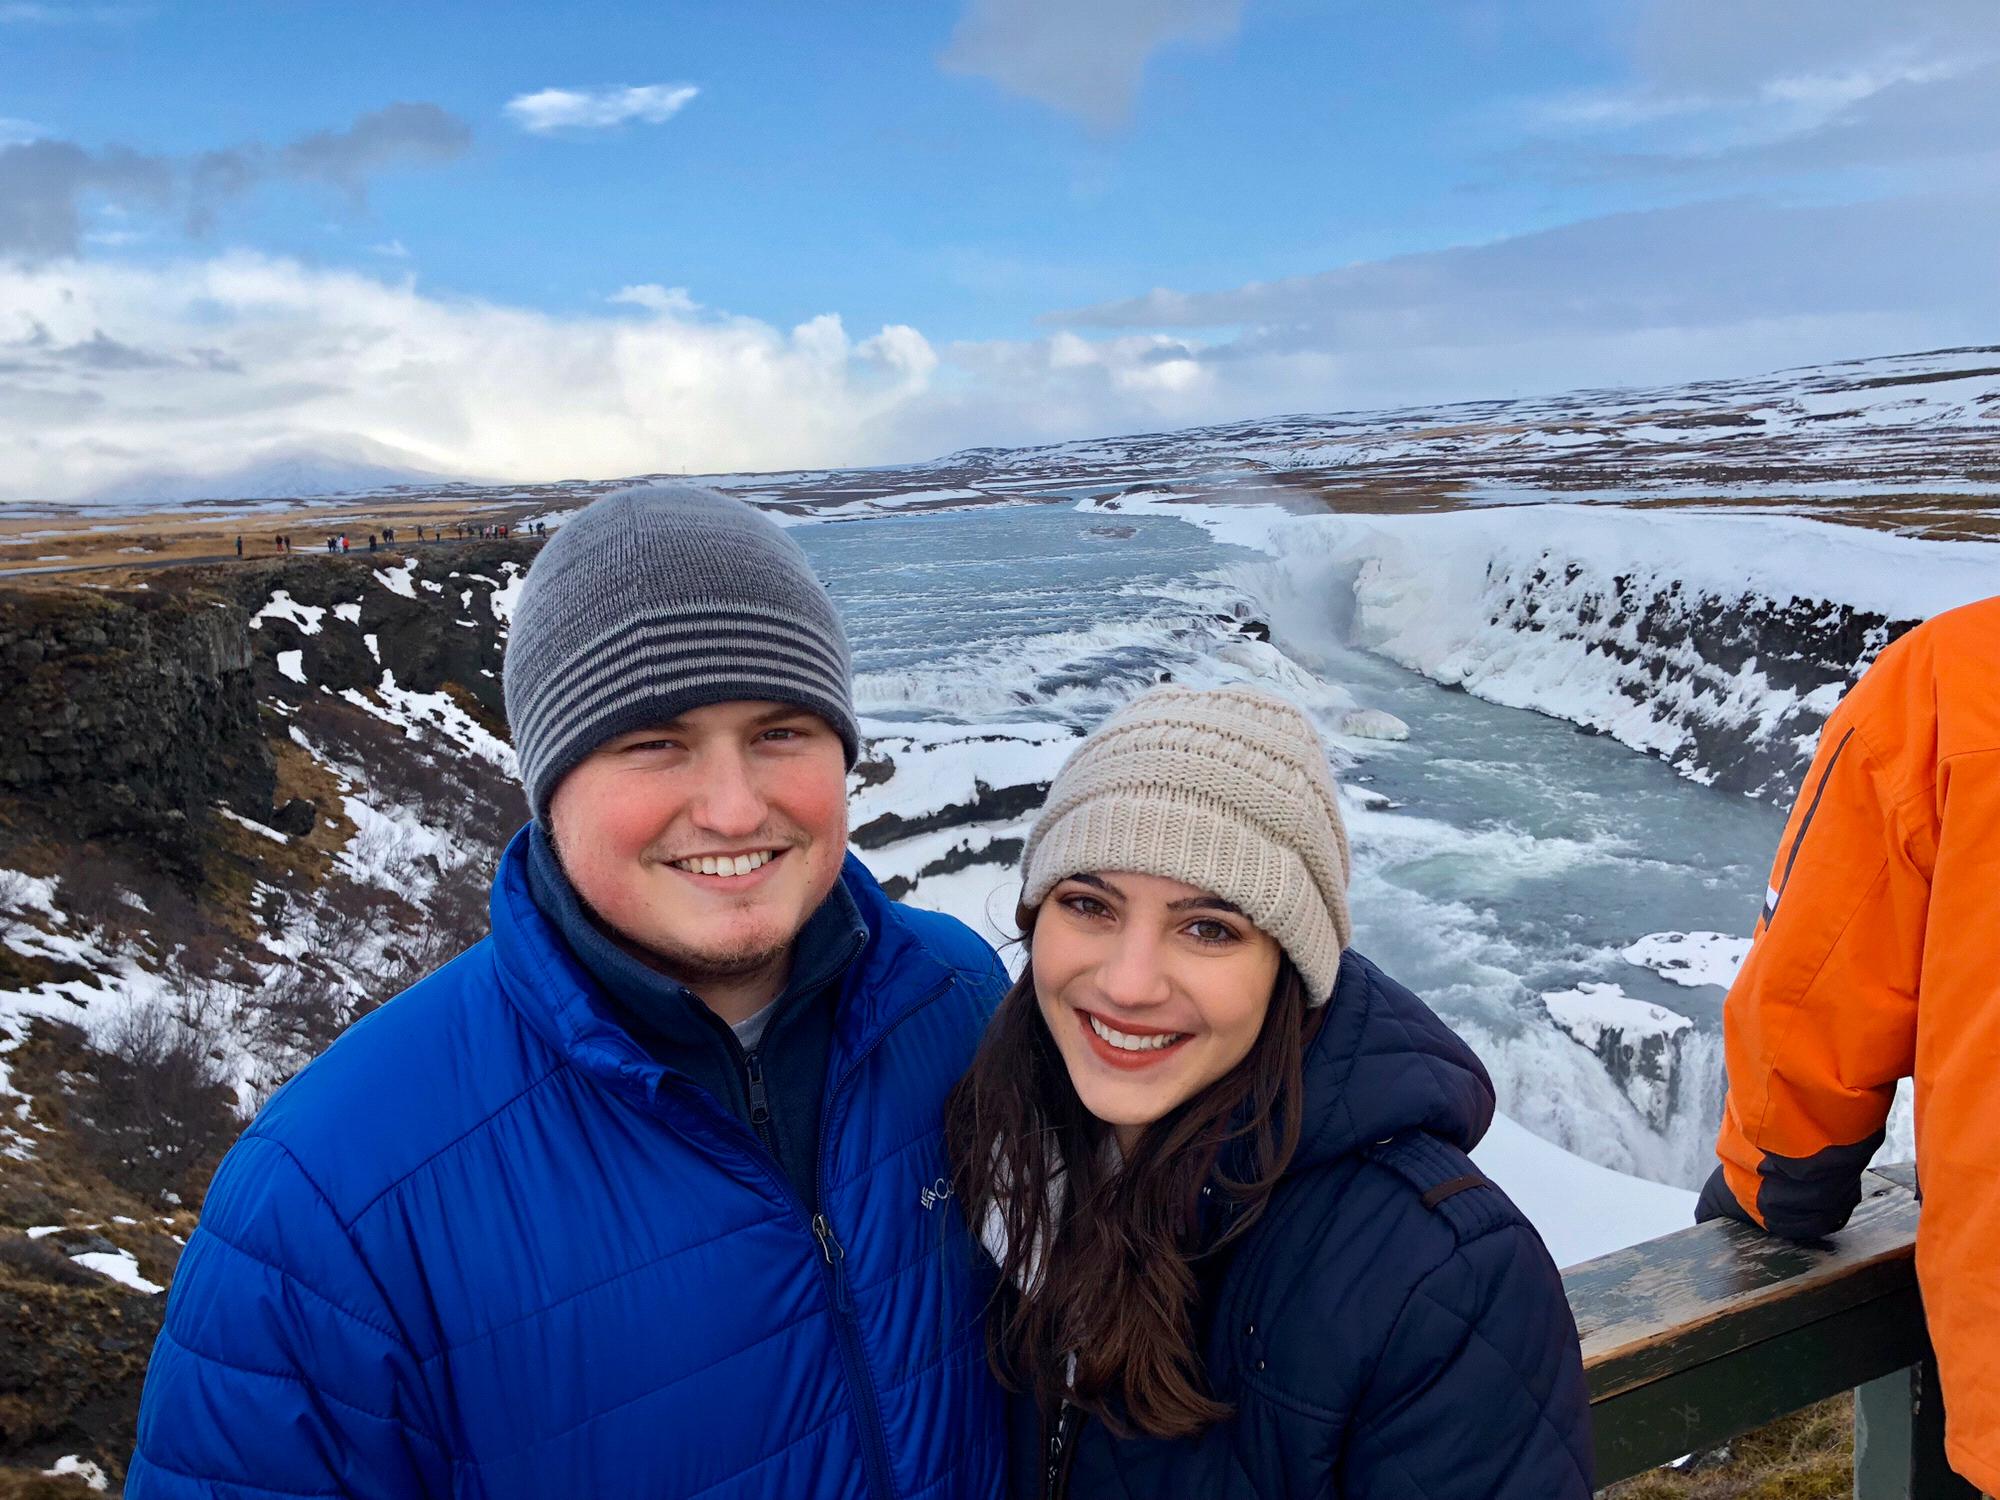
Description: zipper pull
xmin=745 ymin=1051 xmax=772 ymax=1132
xmin=812 ymin=1213 xmax=853 ymax=1313
xmin=1045 ymin=1401 xmax=1076 ymax=1500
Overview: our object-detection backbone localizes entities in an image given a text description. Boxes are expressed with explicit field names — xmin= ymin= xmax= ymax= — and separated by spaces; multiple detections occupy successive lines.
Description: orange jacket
xmin=1699 ymin=594 xmax=2000 ymax=1493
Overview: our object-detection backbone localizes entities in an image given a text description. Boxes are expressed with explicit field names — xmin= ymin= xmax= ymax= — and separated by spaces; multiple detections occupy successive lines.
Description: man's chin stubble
xmin=648 ymin=935 xmax=791 ymax=985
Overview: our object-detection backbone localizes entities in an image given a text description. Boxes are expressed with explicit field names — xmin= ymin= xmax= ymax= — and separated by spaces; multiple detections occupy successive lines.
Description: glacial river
xmin=796 ymin=502 xmax=1789 ymax=1188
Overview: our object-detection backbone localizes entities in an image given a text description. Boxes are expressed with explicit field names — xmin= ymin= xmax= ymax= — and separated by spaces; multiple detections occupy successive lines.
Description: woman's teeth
xmin=673 ymin=850 xmax=776 ymax=878
xmin=1088 ymin=1014 xmax=1186 ymax=1052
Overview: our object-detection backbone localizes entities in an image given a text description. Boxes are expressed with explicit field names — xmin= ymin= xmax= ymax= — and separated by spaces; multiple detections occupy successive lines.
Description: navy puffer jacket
xmin=129 ymin=830 xmax=1008 ymax=1499
xmin=1010 ymin=950 xmax=1592 ymax=1500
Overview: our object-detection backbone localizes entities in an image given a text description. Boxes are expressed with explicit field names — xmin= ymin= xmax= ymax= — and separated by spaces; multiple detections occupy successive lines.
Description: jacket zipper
xmin=743 ymin=1049 xmax=779 ymax=1158
xmin=659 ymin=971 xmax=956 ymax=1500
xmin=1043 ymin=1400 xmax=1082 ymax=1500
xmin=807 ymin=972 xmax=957 ymax=1500
xmin=1766 ymin=725 xmax=1855 ymax=926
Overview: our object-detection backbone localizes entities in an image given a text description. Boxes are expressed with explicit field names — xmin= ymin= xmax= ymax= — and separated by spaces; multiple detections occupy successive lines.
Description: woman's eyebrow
xmin=1167 ymin=894 xmax=1244 ymax=915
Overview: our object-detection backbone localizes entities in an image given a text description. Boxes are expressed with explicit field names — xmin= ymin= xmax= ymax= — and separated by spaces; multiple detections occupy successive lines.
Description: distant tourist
xmin=949 ymin=686 xmax=1592 ymax=1499
xmin=367 ymin=534 xmax=378 ymax=552
xmin=1702 ymin=596 xmax=2000 ymax=1496
xmin=233 ymin=535 xmax=242 ymax=558
xmin=127 ymin=485 xmax=1010 ymax=1497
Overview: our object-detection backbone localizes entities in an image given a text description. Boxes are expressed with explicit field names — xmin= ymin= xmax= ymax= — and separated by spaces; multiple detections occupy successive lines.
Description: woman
xmin=947 ymin=684 xmax=1591 ymax=1499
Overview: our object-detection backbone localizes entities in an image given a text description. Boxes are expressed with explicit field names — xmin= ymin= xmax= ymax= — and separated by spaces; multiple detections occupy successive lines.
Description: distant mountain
xmin=83 ymin=445 xmax=485 ymax=506
xmin=69 ymin=343 xmax=2000 ymax=517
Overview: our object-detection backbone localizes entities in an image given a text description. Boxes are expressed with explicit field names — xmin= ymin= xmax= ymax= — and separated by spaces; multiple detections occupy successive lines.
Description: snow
xmin=1542 ymin=983 xmax=1694 ymax=1050
xmin=1338 ymin=708 xmax=1410 ymax=741
xmin=1623 ymin=931 xmax=1752 ymax=990
xmin=1473 ymin=1112 xmax=1695 ymax=1269
xmin=488 ymin=562 xmax=525 ymax=623
xmin=346 ymin=671 xmax=519 ymax=776
xmin=71 ymin=1248 xmax=164 ymax=1294
xmin=248 ymin=590 xmax=326 ymax=636
xmin=373 ymin=561 xmax=418 ymax=598
xmin=275 ymin=649 xmax=306 ymax=684
xmin=333 ymin=601 xmax=363 ymax=625
xmin=217 ymin=807 xmax=290 ymax=843
xmin=1213 ymin=503 xmax=2000 ymax=797
xmin=42 ymin=1456 xmax=109 ymax=1492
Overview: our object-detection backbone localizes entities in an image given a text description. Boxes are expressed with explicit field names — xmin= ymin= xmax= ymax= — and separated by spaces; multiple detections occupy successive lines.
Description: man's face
xmin=548 ymin=701 xmax=849 ymax=1002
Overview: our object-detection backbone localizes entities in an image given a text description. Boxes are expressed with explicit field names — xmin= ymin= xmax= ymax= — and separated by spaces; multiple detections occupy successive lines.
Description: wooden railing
xmin=1564 ymin=1165 xmax=1978 ymax=1497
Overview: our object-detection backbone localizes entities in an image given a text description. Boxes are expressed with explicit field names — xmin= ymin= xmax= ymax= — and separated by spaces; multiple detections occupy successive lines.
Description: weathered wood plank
xmin=1874 ymin=1160 xmax=1920 ymax=1195
xmin=1565 ymin=1171 xmax=1918 ymax=1399
xmin=1590 ymin=1281 xmax=1927 ymax=1485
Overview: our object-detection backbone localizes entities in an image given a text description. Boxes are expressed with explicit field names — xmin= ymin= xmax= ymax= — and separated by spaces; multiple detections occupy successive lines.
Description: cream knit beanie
xmin=1020 ymin=684 xmax=1353 ymax=1003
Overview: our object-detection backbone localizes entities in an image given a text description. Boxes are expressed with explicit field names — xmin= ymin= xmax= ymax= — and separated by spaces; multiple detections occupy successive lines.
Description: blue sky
xmin=3 ymin=0 xmax=1997 ymax=498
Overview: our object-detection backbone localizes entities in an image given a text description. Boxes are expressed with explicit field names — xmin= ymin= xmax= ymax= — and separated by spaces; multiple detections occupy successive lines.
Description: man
xmin=129 ymin=485 xmax=1010 ymax=1498
xmin=1699 ymin=595 xmax=1999 ymax=1495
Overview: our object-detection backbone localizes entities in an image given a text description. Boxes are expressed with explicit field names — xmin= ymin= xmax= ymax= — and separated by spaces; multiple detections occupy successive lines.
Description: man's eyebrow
xmin=750 ymin=704 xmax=819 ymax=727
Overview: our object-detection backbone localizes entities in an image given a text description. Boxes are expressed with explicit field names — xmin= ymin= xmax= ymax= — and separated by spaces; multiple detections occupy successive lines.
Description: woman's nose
xmin=1095 ymin=929 xmax=1172 ymax=1010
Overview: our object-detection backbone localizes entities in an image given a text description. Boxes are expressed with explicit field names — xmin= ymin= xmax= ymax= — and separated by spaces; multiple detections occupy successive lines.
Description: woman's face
xmin=1032 ymin=870 xmax=1283 ymax=1150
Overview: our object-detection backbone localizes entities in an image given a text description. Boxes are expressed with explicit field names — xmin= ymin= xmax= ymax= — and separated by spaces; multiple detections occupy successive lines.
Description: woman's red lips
xmin=1074 ymin=1007 xmax=1192 ymax=1070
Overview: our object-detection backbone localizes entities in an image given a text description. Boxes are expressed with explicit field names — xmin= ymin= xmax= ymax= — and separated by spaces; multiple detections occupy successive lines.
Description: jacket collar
xmin=487 ymin=825 xmax=957 ymax=1106
xmin=521 ymin=821 xmax=865 ymax=1061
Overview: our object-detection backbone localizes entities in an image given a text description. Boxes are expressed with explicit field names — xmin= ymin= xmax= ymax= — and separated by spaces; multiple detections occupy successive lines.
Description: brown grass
xmin=1602 ymin=1397 xmax=1852 ymax=1499
xmin=0 ymin=498 xmax=541 ymax=586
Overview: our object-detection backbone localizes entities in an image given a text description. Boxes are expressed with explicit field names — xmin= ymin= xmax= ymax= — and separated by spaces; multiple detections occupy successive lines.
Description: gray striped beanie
xmin=503 ymin=483 xmax=859 ymax=824
xmin=1020 ymin=684 xmax=1353 ymax=1004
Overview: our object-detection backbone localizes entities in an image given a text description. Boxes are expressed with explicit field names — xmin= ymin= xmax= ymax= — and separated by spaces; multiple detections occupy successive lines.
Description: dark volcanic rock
xmin=1482 ymin=557 xmax=1919 ymax=801
xmin=0 ymin=585 xmax=272 ymax=874
xmin=0 ymin=539 xmax=539 ymax=878
xmin=851 ymin=778 xmax=1049 ymax=849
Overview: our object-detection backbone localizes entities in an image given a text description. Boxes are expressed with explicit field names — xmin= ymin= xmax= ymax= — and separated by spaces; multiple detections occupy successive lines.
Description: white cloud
xmin=1517 ymin=2 xmax=2000 ymax=175
xmin=0 ymin=254 xmax=938 ymax=500
xmin=611 ymin=282 xmax=700 ymax=315
xmin=6 ymin=185 xmax=1997 ymax=503
xmin=504 ymin=84 xmax=699 ymax=134
xmin=941 ymin=0 xmax=1242 ymax=129
xmin=1056 ymin=192 xmax=2000 ymax=351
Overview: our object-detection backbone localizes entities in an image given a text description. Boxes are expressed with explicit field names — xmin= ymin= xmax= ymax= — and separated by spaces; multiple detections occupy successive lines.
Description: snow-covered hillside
xmin=1190 ymin=502 xmax=2000 ymax=800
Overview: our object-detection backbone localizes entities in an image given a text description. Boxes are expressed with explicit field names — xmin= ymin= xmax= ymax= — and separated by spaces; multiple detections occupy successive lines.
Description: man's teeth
xmin=673 ymin=850 xmax=777 ymax=878
xmin=1088 ymin=1014 xmax=1186 ymax=1052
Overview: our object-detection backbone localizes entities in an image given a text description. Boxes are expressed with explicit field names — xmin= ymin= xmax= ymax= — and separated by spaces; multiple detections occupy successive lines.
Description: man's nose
xmin=688 ymin=749 xmax=768 ymax=839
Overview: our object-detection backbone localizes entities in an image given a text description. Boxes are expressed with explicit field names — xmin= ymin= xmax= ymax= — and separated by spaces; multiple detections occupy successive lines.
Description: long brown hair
xmin=944 ymin=924 xmax=1313 ymax=1439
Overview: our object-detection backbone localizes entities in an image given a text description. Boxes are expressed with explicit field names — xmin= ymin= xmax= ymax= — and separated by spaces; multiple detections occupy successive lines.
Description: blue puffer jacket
xmin=1010 ymin=950 xmax=1592 ymax=1500
xmin=129 ymin=831 xmax=1009 ymax=1499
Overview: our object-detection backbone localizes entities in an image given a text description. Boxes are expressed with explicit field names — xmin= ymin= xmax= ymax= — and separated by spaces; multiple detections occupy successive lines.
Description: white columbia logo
xmin=919 ymin=1176 xmax=954 ymax=1211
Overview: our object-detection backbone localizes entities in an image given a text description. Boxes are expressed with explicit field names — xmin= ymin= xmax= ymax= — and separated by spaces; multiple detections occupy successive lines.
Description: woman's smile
xmin=1075 ymin=1006 xmax=1193 ymax=1069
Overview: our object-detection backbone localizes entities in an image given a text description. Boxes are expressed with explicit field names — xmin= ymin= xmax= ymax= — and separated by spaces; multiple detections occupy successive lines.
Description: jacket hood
xmin=1289 ymin=949 xmax=1495 ymax=1171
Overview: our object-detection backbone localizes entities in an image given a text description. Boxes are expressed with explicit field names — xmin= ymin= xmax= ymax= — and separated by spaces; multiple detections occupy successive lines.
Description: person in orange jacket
xmin=1698 ymin=594 xmax=2000 ymax=1494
